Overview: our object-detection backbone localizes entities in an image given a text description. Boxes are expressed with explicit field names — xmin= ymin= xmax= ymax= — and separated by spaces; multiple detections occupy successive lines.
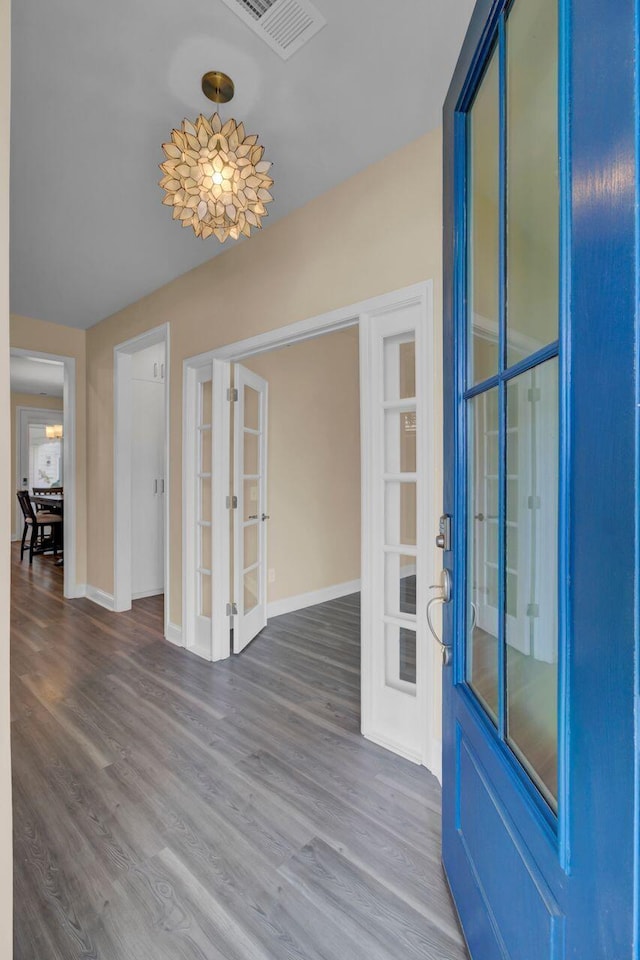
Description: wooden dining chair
xmin=16 ymin=491 xmax=63 ymax=565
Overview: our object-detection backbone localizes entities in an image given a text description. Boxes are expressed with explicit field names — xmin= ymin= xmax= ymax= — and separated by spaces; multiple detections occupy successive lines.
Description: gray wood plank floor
xmin=11 ymin=547 xmax=467 ymax=959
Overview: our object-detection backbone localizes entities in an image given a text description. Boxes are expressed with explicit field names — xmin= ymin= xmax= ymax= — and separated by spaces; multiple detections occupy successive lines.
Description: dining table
xmin=31 ymin=493 xmax=64 ymax=565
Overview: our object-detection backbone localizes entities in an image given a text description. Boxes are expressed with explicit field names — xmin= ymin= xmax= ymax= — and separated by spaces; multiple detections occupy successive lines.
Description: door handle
xmin=427 ymin=569 xmax=452 ymax=666
xmin=154 ymin=479 xmax=158 ymax=494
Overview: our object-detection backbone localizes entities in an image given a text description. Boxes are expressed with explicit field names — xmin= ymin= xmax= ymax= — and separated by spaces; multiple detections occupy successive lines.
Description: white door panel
xmin=131 ymin=377 xmax=165 ymax=598
xmin=233 ymin=365 xmax=268 ymax=653
xmin=360 ymin=291 xmax=437 ymax=770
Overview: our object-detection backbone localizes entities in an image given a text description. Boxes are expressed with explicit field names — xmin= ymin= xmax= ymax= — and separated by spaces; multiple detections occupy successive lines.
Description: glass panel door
xmin=462 ymin=0 xmax=560 ymax=813
xmin=233 ymin=365 xmax=268 ymax=653
xmin=443 ymin=0 xmax=638 ymax=953
xmin=360 ymin=293 xmax=436 ymax=769
xmin=196 ymin=372 xmax=213 ymax=622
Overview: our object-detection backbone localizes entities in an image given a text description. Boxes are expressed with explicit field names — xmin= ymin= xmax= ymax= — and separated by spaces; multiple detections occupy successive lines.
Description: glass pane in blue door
xmin=468 ymin=47 xmax=500 ymax=386
xmin=467 ymin=387 xmax=499 ymax=721
xmin=506 ymin=358 xmax=559 ymax=808
xmin=506 ymin=0 xmax=559 ymax=366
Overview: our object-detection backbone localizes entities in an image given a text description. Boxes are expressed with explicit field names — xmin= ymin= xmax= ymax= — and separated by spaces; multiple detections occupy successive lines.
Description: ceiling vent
xmin=221 ymin=0 xmax=326 ymax=60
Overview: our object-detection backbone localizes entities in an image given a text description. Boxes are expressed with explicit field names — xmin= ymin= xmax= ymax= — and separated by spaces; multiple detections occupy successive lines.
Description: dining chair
xmin=16 ymin=491 xmax=63 ymax=565
xmin=32 ymin=486 xmax=63 ymax=512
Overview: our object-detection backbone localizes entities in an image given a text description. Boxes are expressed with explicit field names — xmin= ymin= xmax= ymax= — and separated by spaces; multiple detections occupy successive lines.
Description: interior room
xmin=10 ymin=354 xmax=65 ymax=579
xmin=2 ymin=0 xmax=639 ymax=957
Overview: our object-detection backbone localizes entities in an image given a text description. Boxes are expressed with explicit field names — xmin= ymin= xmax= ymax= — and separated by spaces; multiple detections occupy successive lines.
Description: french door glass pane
xmin=384 ymin=410 xmax=417 ymax=474
xmin=201 ymin=427 xmax=212 ymax=474
xmin=385 ymin=623 xmax=417 ymax=691
xmin=244 ymin=479 xmax=259 ymax=517
xmin=244 ymin=522 xmax=259 ymax=570
xmin=384 ymin=336 xmax=416 ymax=401
xmin=244 ymin=569 xmax=259 ymax=613
xmin=199 ymin=573 xmax=211 ymax=618
xmin=244 ymin=386 xmax=260 ymax=430
xmin=506 ymin=0 xmax=559 ymax=365
xmin=467 ymin=388 xmax=499 ymax=722
xmin=200 ymin=524 xmax=212 ymax=571
xmin=468 ymin=47 xmax=500 ymax=386
xmin=244 ymin=431 xmax=259 ymax=475
xmin=385 ymin=553 xmax=417 ymax=618
xmin=384 ymin=482 xmax=416 ymax=547
xmin=200 ymin=380 xmax=212 ymax=424
xmin=200 ymin=477 xmax=211 ymax=524
xmin=506 ymin=358 xmax=558 ymax=808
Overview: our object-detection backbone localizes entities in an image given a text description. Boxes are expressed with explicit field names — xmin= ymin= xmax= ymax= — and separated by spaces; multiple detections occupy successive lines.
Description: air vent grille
xmin=240 ymin=0 xmax=277 ymax=21
xmin=221 ymin=0 xmax=326 ymax=60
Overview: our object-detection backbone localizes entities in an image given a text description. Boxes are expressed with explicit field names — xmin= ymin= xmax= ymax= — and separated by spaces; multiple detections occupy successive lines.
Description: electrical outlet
xmin=268 ymin=568 xmax=276 ymax=583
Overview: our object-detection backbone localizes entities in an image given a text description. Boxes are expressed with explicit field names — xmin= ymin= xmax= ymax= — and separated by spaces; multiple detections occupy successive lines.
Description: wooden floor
xmin=11 ymin=546 xmax=467 ymax=960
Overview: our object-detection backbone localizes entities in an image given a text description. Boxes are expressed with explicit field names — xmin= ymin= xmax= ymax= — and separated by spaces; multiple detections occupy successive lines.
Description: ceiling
xmin=10 ymin=356 xmax=65 ymax=397
xmin=10 ymin=0 xmax=474 ymax=330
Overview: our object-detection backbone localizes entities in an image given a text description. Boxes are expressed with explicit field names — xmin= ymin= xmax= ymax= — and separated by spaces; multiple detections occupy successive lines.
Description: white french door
xmin=233 ymin=365 xmax=268 ymax=653
xmin=184 ymin=360 xmax=230 ymax=661
xmin=360 ymin=290 xmax=437 ymax=769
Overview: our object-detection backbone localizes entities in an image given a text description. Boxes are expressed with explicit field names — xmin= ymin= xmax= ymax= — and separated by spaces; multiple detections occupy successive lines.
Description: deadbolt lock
xmin=436 ymin=514 xmax=451 ymax=551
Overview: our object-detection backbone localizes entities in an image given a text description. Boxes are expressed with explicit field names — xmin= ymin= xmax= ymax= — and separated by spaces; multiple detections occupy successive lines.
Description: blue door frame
xmin=442 ymin=0 xmax=639 ymax=956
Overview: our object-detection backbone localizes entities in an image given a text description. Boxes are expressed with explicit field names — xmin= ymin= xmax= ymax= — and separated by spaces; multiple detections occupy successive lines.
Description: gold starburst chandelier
xmin=159 ymin=71 xmax=274 ymax=242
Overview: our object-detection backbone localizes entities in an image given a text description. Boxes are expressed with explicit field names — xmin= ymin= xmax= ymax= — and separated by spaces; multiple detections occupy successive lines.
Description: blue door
xmin=442 ymin=0 xmax=638 ymax=956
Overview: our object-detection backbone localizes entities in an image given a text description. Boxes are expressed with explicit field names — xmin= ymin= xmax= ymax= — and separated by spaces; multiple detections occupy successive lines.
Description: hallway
xmin=11 ymin=547 xmax=466 ymax=960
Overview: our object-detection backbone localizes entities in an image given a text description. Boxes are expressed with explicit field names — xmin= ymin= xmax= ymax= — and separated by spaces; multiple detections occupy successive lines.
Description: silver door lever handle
xmin=427 ymin=569 xmax=452 ymax=666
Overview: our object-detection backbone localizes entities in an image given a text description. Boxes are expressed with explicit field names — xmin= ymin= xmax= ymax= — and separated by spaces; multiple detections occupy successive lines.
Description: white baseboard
xmin=267 ymin=578 xmax=361 ymax=619
xmin=166 ymin=622 xmax=184 ymax=647
xmin=132 ymin=588 xmax=164 ymax=601
xmin=363 ymin=728 xmax=422 ymax=765
xmin=65 ymin=583 xmax=87 ymax=600
xmin=86 ymin=585 xmax=116 ymax=611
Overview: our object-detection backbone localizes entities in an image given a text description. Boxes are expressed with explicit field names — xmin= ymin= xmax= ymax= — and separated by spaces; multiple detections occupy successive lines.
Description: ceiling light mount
xmin=201 ymin=71 xmax=235 ymax=104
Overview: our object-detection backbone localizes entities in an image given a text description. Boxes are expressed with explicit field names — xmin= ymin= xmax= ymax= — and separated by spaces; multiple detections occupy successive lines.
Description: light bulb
xmin=212 ymin=172 xmax=223 ymax=185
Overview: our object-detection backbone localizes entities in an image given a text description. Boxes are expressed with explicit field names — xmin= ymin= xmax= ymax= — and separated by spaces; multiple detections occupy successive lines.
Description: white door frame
xmin=114 ymin=323 xmax=170 ymax=635
xmin=10 ymin=347 xmax=79 ymax=599
xmin=181 ymin=281 xmax=439 ymax=771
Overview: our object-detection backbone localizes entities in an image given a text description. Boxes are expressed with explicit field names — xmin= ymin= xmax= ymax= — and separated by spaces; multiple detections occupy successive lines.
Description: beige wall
xmin=10 ymin=392 xmax=63 ymax=540
xmin=85 ymin=125 xmax=443 ymax=628
xmin=243 ymin=328 xmax=361 ymax=604
xmin=10 ymin=315 xmax=87 ymax=585
xmin=0 ymin=0 xmax=12 ymax=950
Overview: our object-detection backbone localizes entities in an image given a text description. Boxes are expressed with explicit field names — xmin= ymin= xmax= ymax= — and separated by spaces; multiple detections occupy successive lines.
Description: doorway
xmin=182 ymin=283 xmax=440 ymax=771
xmin=114 ymin=324 xmax=170 ymax=626
xmin=10 ymin=348 xmax=78 ymax=598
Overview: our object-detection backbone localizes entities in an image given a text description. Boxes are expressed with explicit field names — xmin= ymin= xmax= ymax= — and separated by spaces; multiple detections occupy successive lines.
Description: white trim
xmin=363 ymin=729 xmax=422 ymax=766
xmin=86 ymin=585 xmax=115 ymax=610
xmin=166 ymin=621 xmax=184 ymax=647
xmin=113 ymin=323 xmax=171 ymax=638
xmin=267 ymin=579 xmax=361 ymax=619
xmin=11 ymin=348 xmax=78 ymax=600
xmin=132 ymin=588 xmax=164 ymax=601
xmin=183 ymin=282 xmax=428 ymax=370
